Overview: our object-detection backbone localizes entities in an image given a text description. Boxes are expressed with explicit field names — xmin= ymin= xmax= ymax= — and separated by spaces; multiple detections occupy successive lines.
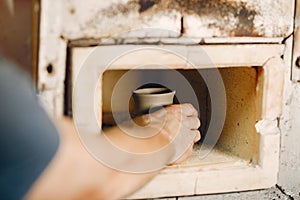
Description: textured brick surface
xmin=177 ymin=187 xmax=290 ymax=200
xmin=183 ymin=0 xmax=294 ymax=38
xmin=61 ymin=0 xmax=181 ymax=39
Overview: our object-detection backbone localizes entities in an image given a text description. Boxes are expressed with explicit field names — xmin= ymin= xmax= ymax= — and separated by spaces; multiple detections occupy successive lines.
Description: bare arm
xmin=25 ymin=104 xmax=201 ymax=200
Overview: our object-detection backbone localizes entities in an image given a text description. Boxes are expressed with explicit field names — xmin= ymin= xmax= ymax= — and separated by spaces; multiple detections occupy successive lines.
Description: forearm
xmin=26 ymin=149 xmax=157 ymax=200
xmin=25 ymin=118 xmax=160 ymax=200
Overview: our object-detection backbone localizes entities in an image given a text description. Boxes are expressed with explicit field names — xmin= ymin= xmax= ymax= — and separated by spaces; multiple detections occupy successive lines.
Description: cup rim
xmin=132 ymin=87 xmax=175 ymax=96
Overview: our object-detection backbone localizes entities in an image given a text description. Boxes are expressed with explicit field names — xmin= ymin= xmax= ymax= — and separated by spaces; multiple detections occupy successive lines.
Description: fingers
xmin=166 ymin=104 xmax=198 ymax=117
xmin=142 ymin=103 xmax=201 ymax=165
xmin=192 ymin=130 xmax=201 ymax=143
xmin=183 ymin=116 xmax=201 ymax=130
xmin=168 ymin=129 xmax=201 ymax=165
xmin=181 ymin=104 xmax=198 ymax=117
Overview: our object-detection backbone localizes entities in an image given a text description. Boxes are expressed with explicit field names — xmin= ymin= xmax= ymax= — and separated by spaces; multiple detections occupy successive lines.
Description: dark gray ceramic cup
xmin=132 ymin=87 xmax=176 ymax=115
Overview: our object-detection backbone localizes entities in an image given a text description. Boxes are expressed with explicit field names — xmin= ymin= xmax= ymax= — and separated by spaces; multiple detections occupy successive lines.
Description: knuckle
xmin=188 ymin=103 xmax=195 ymax=110
xmin=194 ymin=130 xmax=201 ymax=141
xmin=185 ymin=116 xmax=201 ymax=129
xmin=182 ymin=103 xmax=192 ymax=110
xmin=190 ymin=106 xmax=198 ymax=115
xmin=195 ymin=117 xmax=201 ymax=128
xmin=185 ymin=104 xmax=198 ymax=116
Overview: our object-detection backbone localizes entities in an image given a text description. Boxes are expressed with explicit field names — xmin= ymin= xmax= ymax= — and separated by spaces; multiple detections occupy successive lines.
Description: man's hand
xmin=105 ymin=103 xmax=201 ymax=164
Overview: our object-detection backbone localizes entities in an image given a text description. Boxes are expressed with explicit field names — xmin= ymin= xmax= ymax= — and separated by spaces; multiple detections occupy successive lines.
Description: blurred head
xmin=0 ymin=0 xmax=32 ymax=69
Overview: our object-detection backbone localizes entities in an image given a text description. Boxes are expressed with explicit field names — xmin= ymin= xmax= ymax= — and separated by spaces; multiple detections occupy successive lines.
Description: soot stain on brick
xmin=234 ymin=6 xmax=257 ymax=36
xmin=179 ymin=0 xmax=259 ymax=36
xmin=89 ymin=0 xmax=259 ymax=36
xmin=159 ymin=0 xmax=259 ymax=36
xmin=100 ymin=1 xmax=137 ymax=18
xmin=139 ymin=0 xmax=160 ymax=13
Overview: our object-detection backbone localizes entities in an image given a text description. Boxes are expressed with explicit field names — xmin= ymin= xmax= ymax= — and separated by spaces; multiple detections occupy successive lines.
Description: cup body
xmin=132 ymin=87 xmax=175 ymax=115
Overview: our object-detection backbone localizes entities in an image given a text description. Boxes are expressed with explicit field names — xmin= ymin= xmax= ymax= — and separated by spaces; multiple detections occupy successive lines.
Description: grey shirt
xmin=0 ymin=57 xmax=59 ymax=199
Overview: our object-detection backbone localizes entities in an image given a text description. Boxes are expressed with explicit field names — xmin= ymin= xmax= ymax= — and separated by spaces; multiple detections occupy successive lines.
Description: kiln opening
xmin=101 ymin=67 xmax=263 ymax=168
